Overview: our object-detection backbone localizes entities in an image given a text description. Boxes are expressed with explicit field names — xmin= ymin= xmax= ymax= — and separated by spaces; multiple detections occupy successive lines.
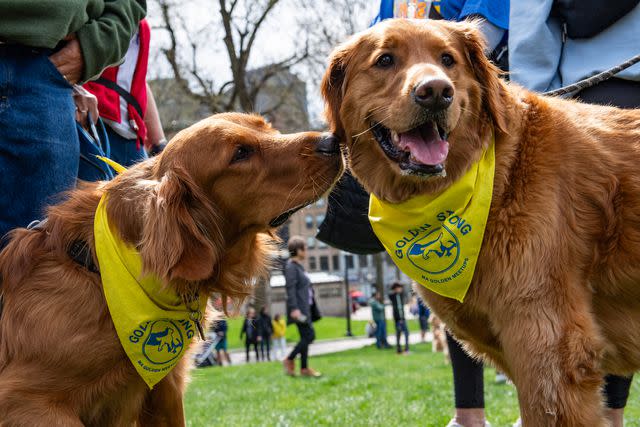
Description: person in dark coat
xmin=389 ymin=282 xmax=409 ymax=354
xmin=258 ymin=306 xmax=273 ymax=361
xmin=417 ymin=297 xmax=431 ymax=342
xmin=240 ymin=307 xmax=259 ymax=362
xmin=283 ymin=236 xmax=322 ymax=377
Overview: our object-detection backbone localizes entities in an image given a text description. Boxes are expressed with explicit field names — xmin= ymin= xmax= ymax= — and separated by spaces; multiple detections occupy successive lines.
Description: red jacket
xmin=84 ymin=19 xmax=150 ymax=144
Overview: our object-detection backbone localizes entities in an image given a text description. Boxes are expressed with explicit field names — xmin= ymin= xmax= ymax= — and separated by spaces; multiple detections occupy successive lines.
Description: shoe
xmin=300 ymin=367 xmax=322 ymax=378
xmin=283 ymin=359 xmax=296 ymax=376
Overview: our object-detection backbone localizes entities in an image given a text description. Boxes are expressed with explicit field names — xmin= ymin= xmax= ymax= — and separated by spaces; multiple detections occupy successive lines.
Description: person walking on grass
xmin=272 ymin=313 xmax=287 ymax=360
xmin=240 ymin=307 xmax=260 ymax=363
xmin=389 ymin=282 xmax=410 ymax=354
xmin=213 ymin=319 xmax=231 ymax=366
xmin=258 ymin=306 xmax=273 ymax=362
xmin=283 ymin=236 xmax=322 ymax=377
xmin=417 ymin=296 xmax=431 ymax=342
xmin=369 ymin=290 xmax=391 ymax=349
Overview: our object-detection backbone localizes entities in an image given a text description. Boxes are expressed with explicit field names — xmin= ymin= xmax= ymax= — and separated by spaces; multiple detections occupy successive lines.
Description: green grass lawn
xmin=184 ymin=343 xmax=640 ymax=426
xmin=224 ymin=316 xmax=420 ymax=350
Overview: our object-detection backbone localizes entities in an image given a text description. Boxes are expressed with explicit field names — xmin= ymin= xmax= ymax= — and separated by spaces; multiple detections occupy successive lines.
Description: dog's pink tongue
xmin=398 ymin=126 xmax=448 ymax=165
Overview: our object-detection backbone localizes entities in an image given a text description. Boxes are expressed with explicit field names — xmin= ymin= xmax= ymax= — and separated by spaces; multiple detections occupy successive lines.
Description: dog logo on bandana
xmin=141 ymin=320 xmax=185 ymax=365
xmin=407 ymin=225 xmax=460 ymax=274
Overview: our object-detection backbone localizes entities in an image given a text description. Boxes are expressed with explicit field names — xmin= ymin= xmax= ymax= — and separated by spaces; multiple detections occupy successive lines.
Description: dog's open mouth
xmin=371 ymin=119 xmax=449 ymax=177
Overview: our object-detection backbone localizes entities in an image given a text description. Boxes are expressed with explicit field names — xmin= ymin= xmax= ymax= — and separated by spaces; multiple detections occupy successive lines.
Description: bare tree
xmin=297 ymin=0 xmax=375 ymax=89
xmin=153 ymin=0 xmax=309 ymax=115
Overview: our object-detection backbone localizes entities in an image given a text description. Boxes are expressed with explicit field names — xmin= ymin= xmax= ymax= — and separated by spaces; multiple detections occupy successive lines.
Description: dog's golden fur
xmin=322 ymin=19 xmax=640 ymax=425
xmin=0 ymin=113 xmax=342 ymax=426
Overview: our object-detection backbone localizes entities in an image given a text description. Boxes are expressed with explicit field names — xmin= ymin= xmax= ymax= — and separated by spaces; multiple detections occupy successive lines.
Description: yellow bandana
xmin=369 ymin=138 xmax=495 ymax=302
xmin=94 ymin=195 xmax=207 ymax=389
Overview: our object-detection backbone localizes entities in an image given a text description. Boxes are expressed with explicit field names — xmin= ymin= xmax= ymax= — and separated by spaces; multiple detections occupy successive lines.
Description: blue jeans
xmin=106 ymin=127 xmax=147 ymax=167
xmin=0 ymin=46 xmax=78 ymax=245
xmin=374 ymin=319 xmax=388 ymax=348
xmin=395 ymin=319 xmax=409 ymax=353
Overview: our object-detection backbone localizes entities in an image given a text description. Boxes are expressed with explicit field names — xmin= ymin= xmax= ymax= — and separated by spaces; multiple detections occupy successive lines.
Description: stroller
xmin=194 ymin=332 xmax=221 ymax=368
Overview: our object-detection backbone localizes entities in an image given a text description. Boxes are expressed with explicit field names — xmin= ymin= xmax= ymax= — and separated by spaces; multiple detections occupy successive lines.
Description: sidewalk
xmin=350 ymin=304 xmax=418 ymax=321
xmin=226 ymin=331 xmax=431 ymax=365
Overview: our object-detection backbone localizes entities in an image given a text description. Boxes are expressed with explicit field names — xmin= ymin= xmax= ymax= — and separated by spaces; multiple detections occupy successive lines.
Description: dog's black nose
xmin=315 ymin=133 xmax=340 ymax=156
xmin=412 ymin=78 xmax=454 ymax=111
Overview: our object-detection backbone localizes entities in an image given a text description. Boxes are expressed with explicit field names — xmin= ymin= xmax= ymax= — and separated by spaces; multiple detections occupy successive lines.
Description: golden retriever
xmin=322 ymin=18 xmax=640 ymax=425
xmin=0 ymin=113 xmax=343 ymax=426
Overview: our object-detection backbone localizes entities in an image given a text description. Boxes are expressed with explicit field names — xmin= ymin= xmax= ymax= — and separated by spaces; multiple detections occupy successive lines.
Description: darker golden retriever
xmin=322 ymin=18 xmax=640 ymax=425
xmin=0 ymin=113 xmax=342 ymax=426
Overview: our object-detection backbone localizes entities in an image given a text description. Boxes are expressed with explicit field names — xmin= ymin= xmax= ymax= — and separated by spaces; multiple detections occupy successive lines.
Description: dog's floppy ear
xmin=455 ymin=21 xmax=508 ymax=134
xmin=321 ymin=42 xmax=354 ymax=140
xmin=140 ymin=168 xmax=224 ymax=283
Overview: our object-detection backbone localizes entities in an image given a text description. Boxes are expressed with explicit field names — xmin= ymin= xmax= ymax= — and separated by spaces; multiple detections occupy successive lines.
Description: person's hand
xmin=257 ymin=336 xmax=262 ymax=342
xmin=72 ymin=85 xmax=99 ymax=128
xmin=290 ymin=309 xmax=302 ymax=320
xmin=49 ymin=35 xmax=84 ymax=85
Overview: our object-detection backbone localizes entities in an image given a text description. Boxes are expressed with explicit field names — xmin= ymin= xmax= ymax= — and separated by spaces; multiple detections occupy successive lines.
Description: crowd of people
xmin=199 ymin=307 xmax=288 ymax=366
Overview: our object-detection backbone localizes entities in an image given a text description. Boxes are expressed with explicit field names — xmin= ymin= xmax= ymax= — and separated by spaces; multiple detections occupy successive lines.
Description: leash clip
xmin=189 ymin=310 xmax=206 ymax=341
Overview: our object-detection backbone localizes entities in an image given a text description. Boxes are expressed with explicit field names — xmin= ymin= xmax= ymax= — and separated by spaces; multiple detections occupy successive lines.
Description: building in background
xmin=270 ymin=271 xmax=345 ymax=317
xmin=249 ymin=67 xmax=310 ymax=133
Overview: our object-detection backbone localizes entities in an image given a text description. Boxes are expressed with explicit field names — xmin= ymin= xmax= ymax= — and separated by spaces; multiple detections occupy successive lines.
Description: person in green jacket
xmin=0 ymin=0 xmax=146 ymax=246
xmin=369 ymin=290 xmax=391 ymax=349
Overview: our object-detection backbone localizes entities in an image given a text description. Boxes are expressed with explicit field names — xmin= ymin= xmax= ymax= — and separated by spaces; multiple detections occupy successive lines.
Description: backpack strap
xmin=93 ymin=77 xmax=144 ymax=118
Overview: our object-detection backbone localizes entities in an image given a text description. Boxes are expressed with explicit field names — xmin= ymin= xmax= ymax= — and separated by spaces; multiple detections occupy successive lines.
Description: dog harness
xmin=369 ymin=137 xmax=495 ymax=302
xmin=94 ymin=195 xmax=207 ymax=389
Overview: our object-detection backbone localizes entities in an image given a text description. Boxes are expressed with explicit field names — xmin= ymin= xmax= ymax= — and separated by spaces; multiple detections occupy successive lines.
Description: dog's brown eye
xmin=376 ymin=54 xmax=394 ymax=68
xmin=231 ymin=145 xmax=253 ymax=163
xmin=441 ymin=53 xmax=455 ymax=68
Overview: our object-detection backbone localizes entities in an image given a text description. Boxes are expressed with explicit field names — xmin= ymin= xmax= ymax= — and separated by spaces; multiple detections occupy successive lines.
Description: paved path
xmin=225 ymin=331 xmax=431 ymax=366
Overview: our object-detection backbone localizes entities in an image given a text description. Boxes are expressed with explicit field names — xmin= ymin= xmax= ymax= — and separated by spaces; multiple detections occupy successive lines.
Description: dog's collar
xmin=28 ymin=219 xmax=99 ymax=274
xmin=68 ymin=240 xmax=99 ymax=274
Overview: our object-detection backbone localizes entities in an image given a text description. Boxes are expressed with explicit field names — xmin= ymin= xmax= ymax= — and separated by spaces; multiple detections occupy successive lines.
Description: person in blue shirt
xmin=509 ymin=0 xmax=640 ymax=97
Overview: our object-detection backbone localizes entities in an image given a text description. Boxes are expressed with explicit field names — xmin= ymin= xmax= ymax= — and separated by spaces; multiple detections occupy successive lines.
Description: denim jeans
xmin=395 ymin=319 xmax=409 ymax=352
xmin=107 ymin=127 xmax=147 ymax=167
xmin=0 ymin=46 xmax=78 ymax=244
xmin=374 ymin=319 xmax=388 ymax=348
xmin=77 ymin=124 xmax=147 ymax=183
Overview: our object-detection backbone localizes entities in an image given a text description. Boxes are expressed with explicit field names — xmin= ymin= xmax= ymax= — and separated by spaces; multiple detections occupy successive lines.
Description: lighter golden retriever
xmin=322 ymin=19 xmax=640 ymax=426
xmin=0 ymin=113 xmax=343 ymax=426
